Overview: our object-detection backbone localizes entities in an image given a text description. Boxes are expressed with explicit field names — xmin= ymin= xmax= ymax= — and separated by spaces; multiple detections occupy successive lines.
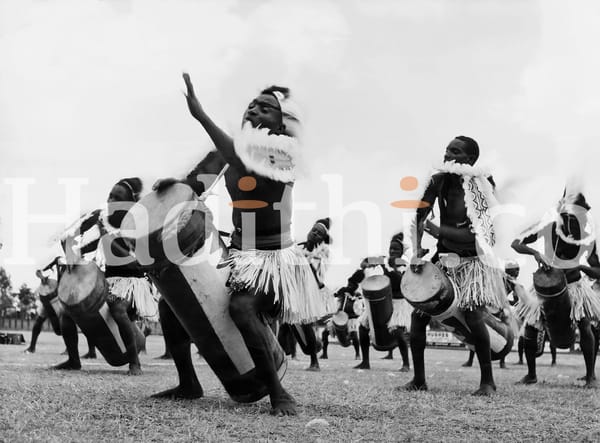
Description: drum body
xmin=331 ymin=311 xmax=352 ymax=347
xmin=58 ymin=262 xmax=143 ymax=366
xmin=362 ymin=275 xmax=397 ymax=351
xmin=533 ymin=268 xmax=575 ymax=349
xmin=402 ymin=262 xmax=514 ymax=360
xmin=37 ymin=279 xmax=63 ymax=335
xmin=122 ymin=183 xmax=286 ymax=403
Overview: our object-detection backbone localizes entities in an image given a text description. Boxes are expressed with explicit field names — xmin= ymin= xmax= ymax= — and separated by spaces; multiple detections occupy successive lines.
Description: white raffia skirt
xmin=444 ymin=257 xmax=507 ymax=311
xmin=387 ymin=299 xmax=413 ymax=332
xmin=516 ymin=279 xmax=600 ymax=329
xmin=106 ymin=276 xmax=159 ymax=320
xmin=227 ymin=246 xmax=331 ymax=324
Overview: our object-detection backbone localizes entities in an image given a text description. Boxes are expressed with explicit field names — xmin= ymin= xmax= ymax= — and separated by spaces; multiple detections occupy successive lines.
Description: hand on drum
xmin=410 ymin=256 xmax=426 ymax=274
xmin=182 ymin=72 xmax=204 ymax=120
xmin=534 ymin=252 xmax=551 ymax=271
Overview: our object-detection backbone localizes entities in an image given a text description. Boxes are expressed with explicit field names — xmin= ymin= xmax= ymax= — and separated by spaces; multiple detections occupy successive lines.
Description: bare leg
xmin=517 ymin=325 xmax=538 ymax=384
xmin=152 ymin=299 xmax=203 ymax=399
xmin=578 ymin=318 xmax=597 ymax=388
xmin=350 ymin=330 xmax=360 ymax=359
xmin=230 ymin=293 xmax=295 ymax=416
xmin=464 ymin=308 xmax=496 ymax=395
xmin=292 ymin=324 xmax=320 ymax=371
xmin=25 ymin=316 xmax=47 ymax=353
xmin=404 ymin=311 xmax=429 ymax=391
xmin=392 ymin=328 xmax=410 ymax=371
xmin=108 ymin=299 xmax=142 ymax=375
xmin=517 ymin=336 xmax=524 ymax=364
xmin=320 ymin=328 xmax=329 ymax=359
xmin=550 ymin=342 xmax=557 ymax=366
xmin=382 ymin=349 xmax=393 ymax=360
xmin=353 ymin=325 xmax=371 ymax=369
xmin=52 ymin=314 xmax=81 ymax=370
xmin=82 ymin=335 xmax=96 ymax=359
xmin=462 ymin=350 xmax=475 ymax=367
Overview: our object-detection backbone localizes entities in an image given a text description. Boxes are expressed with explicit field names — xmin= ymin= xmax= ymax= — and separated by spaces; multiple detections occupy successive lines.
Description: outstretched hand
xmin=182 ymin=72 xmax=204 ymax=120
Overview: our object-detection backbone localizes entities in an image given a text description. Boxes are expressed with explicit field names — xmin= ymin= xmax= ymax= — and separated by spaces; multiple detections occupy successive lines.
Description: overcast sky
xmin=2 ymin=0 xmax=600 ymax=290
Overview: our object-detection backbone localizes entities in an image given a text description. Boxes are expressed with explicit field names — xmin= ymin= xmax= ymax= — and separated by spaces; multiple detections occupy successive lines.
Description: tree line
xmin=0 ymin=266 xmax=37 ymax=318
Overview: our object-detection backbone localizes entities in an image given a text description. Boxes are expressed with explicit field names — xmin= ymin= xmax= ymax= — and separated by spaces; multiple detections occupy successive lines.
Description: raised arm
xmin=183 ymin=73 xmax=241 ymax=168
xmin=412 ymin=176 xmax=439 ymax=258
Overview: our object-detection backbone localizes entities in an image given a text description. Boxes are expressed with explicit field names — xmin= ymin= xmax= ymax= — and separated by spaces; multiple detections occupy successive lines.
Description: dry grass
xmin=1 ymin=331 xmax=599 ymax=442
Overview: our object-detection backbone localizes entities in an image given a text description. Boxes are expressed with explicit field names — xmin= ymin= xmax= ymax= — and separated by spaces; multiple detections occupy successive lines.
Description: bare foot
xmin=319 ymin=353 xmax=328 ymax=359
xmin=551 ymin=362 xmax=556 ymax=367
xmin=52 ymin=360 xmax=81 ymax=370
xmin=82 ymin=352 xmax=96 ymax=359
xmin=584 ymin=378 xmax=598 ymax=389
xmin=472 ymin=383 xmax=496 ymax=396
xmin=354 ymin=354 xmax=361 ymax=360
xmin=151 ymin=385 xmax=204 ymax=399
xmin=382 ymin=355 xmax=393 ymax=360
xmin=128 ymin=365 xmax=143 ymax=376
xmin=462 ymin=361 xmax=473 ymax=367
xmin=578 ymin=375 xmax=596 ymax=381
xmin=399 ymin=365 xmax=410 ymax=373
xmin=24 ymin=348 xmax=35 ymax=354
xmin=155 ymin=353 xmax=173 ymax=360
xmin=270 ymin=391 xmax=296 ymax=416
xmin=404 ymin=379 xmax=428 ymax=391
xmin=516 ymin=375 xmax=537 ymax=385
xmin=306 ymin=366 xmax=320 ymax=372
xmin=499 ymin=362 xmax=507 ymax=370
xmin=353 ymin=362 xmax=370 ymax=370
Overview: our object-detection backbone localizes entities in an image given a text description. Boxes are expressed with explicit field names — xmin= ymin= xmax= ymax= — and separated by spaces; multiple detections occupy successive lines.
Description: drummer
xmin=405 ymin=136 xmax=508 ymax=395
xmin=24 ymin=265 xmax=96 ymax=358
xmin=56 ymin=178 xmax=157 ymax=374
xmin=511 ymin=188 xmax=600 ymax=387
xmin=320 ymin=288 xmax=362 ymax=361
xmin=181 ymin=73 xmax=330 ymax=415
xmin=352 ymin=233 xmax=411 ymax=372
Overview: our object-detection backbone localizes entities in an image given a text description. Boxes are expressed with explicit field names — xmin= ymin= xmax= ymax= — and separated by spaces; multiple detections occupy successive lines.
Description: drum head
xmin=58 ymin=262 xmax=104 ymax=306
xmin=37 ymin=279 xmax=58 ymax=297
xmin=533 ymin=267 xmax=567 ymax=297
xmin=352 ymin=299 xmax=365 ymax=316
xmin=361 ymin=275 xmax=390 ymax=292
xmin=121 ymin=183 xmax=206 ymax=242
xmin=401 ymin=262 xmax=449 ymax=303
xmin=332 ymin=311 xmax=349 ymax=326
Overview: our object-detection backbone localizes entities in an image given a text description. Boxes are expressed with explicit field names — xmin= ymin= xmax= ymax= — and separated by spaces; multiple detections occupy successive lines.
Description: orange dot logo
xmin=391 ymin=176 xmax=430 ymax=209
xmin=230 ymin=175 xmax=269 ymax=209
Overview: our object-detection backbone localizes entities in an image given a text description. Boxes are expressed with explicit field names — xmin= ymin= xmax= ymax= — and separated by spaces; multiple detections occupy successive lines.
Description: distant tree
xmin=17 ymin=283 xmax=37 ymax=316
xmin=0 ymin=267 xmax=16 ymax=316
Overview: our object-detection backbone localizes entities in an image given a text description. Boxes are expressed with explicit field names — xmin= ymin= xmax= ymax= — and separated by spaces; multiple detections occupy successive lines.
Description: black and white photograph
xmin=1 ymin=1 xmax=600 ymax=441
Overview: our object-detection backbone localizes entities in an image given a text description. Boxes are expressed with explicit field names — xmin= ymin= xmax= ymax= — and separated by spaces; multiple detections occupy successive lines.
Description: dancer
xmin=512 ymin=188 xmax=600 ymax=387
xmin=56 ymin=178 xmax=156 ymax=373
xmin=354 ymin=233 xmax=411 ymax=371
xmin=405 ymin=136 xmax=507 ymax=395
xmin=285 ymin=217 xmax=333 ymax=371
xmin=178 ymin=73 xmax=328 ymax=415
xmin=24 ymin=263 xmax=96 ymax=358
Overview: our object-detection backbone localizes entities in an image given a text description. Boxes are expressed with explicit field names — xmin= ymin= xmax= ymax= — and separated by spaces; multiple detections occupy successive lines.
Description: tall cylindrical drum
xmin=362 ymin=275 xmax=396 ymax=351
xmin=37 ymin=278 xmax=63 ymax=335
xmin=58 ymin=262 xmax=144 ymax=366
xmin=121 ymin=183 xmax=286 ymax=403
xmin=533 ymin=267 xmax=575 ymax=349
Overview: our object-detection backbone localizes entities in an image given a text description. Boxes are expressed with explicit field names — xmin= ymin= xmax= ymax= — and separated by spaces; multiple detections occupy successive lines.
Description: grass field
xmin=1 ymin=331 xmax=599 ymax=442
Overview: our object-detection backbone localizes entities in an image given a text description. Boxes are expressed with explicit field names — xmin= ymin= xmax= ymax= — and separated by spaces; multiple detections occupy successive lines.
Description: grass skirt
xmin=227 ymin=247 xmax=333 ymax=324
xmin=106 ymin=277 xmax=159 ymax=320
xmin=387 ymin=299 xmax=413 ymax=332
xmin=444 ymin=257 xmax=507 ymax=311
xmin=516 ymin=279 xmax=600 ymax=329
